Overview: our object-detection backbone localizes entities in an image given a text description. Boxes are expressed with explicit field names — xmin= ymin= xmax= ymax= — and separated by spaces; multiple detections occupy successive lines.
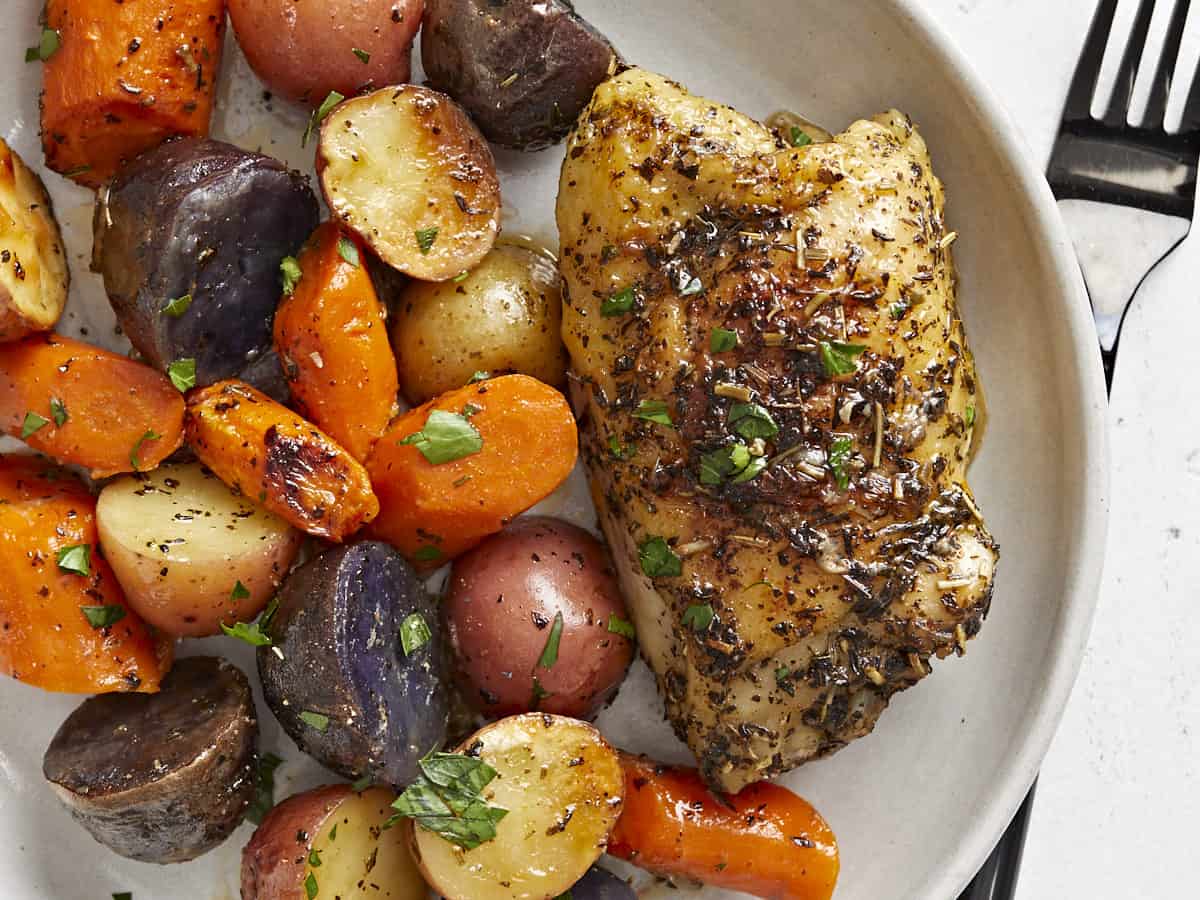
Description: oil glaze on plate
xmin=0 ymin=2 xmax=1108 ymax=898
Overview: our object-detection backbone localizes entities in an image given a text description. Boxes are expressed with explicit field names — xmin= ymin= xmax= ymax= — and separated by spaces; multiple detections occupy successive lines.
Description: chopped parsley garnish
xmin=20 ymin=410 xmax=48 ymax=439
xmin=537 ymin=612 xmax=564 ymax=669
xmin=607 ymin=614 xmax=635 ymax=639
xmin=220 ymin=617 xmax=273 ymax=647
xmin=56 ymin=543 xmax=90 ymax=576
xmin=638 ymin=536 xmax=682 ymax=578
xmin=699 ymin=442 xmax=751 ymax=485
xmin=710 ymin=327 xmax=738 ymax=352
xmin=280 ymin=256 xmax=302 ymax=295
xmin=401 ymin=409 xmax=483 ymax=464
xmin=81 ymin=605 xmax=125 ymax=629
xmin=633 ymin=399 xmax=673 ymax=426
xmin=230 ymin=580 xmax=250 ymax=601
xmin=600 ymin=285 xmax=635 ymax=317
xmin=531 ymin=676 xmax=553 ymax=709
xmin=890 ymin=299 xmax=908 ymax=320
xmin=168 ymin=358 xmax=196 ymax=392
xmin=819 ymin=340 xmax=867 ymax=377
xmin=303 ymin=90 xmax=344 ymax=147
xmin=728 ymin=402 xmax=778 ymax=440
xmin=608 ymin=434 xmax=633 ymax=459
xmin=26 ymin=28 xmax=59 ymax=63
xmin=829 ymin=435 xmax=854 ymax=490
xmin=50 ymin=398 xmax=67 ymax=427
xmin=389 ymin=752 xmax=509 ymax=850
xmin=414 ymin=545 xmax=443 ymax=563
xmin=337 ymin=236 xmax=360 ymax=267
xmin=453 ymin=271 xmax=471 ymax=283
xmin=246 ymin=753 xmax=283 ymax=825
xmin=965 ymin=404 xmax=977 ymax=428
xmin=304 ymin=872 xmax=319 ymax=900
xmin=299 ymin=711 xmax=330 ymax=732
xmin=400 ymin=612 xmax=432 ymax=656
xmin=308 ymin=847 xmax=322 ymax=868
xmin=789 ymin=126 xmax=813 ymax=147
xmin=415 ymin=227 xmax=439 ymax=254
xmin=682 ymin=603 xmax=715 ymax=631
xmin=161 ymin=293 xmax=192 ymax=317
xmin=352 ymin=47 xmax=371 ymax=63
xmin=130 ymin=429 xmax=161 ymax=471
xmin=680 ymin=275 xmax=703 ymax=296
xmin=731 ymin=454 xmax=768 ymax=484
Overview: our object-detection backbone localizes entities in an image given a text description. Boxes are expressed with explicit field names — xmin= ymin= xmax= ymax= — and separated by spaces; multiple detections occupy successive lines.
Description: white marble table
xmin=926 ymin=0 xmax=1200 ymax=896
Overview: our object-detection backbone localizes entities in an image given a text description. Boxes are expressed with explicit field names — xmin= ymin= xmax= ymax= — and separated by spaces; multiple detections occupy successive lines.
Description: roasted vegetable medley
xmin=0 ymin=2 xmax=842 ymax=899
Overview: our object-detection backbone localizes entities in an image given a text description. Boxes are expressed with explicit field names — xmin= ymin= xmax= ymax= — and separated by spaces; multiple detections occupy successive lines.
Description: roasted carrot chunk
xmin=185 ymin=380 xmax=379 ymax=541
xmin=608 ymin=754 xmax=839 ymax=900
xmin=0 ymin=456 xmax=172 ymax=694
xmin=274 ymin=224 xmax=398 ymax=461
xmin=365 ymin=374 xmax=578 ymax=566
xmin=40 ymin=0 xmax=227 ymax=188
xmin=0 ymin=333 xmax=184 ymax=478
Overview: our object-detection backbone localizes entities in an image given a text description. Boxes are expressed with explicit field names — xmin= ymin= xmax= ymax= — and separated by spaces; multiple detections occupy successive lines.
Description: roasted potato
xmin=258 ymin=542 xmax=449 ymax=787
xmin=406 ymin=714 xmax=624 ymax=900
xmin=94 ymin=137 xmax=319 ymax=387
xmin=229 ymin=0 xmax=423 ymax=106
xmin=242 ymin=785 xmax=427 ymax=899
xmin=185 ymin=380 xmax=379 ymax=541
xmin=0 ymin=140 xmax=67 ymax=342
xmin=444 ymin=517 xmax=634 ymax=719
xmin=97 ymin=463 xmax=303 ymax=637
xmin=318 ymin=85 xmax=500 ymax=281
xmin=42 ymin=657 xmax=257 ymax=863
xmin=392 ymin=244 xmax=567 ymax=404
xmin=421 ymin=0 xmax=617 ymax=150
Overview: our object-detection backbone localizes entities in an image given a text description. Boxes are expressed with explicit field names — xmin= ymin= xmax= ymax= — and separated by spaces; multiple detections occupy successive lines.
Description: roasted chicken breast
xmin=558 ymin=68 xmax=997 ymax=793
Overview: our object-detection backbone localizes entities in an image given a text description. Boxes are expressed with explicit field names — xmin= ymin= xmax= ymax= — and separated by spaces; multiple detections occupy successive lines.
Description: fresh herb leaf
xmin=537 ymin=612 xmax=564 ymax=669
xmin=638 ymin=536 xmax=682 ymax=578
xmin=730 ymin=454 xmax=768 ymax=483
xmin=400 ymin=612 xmax=432 ymax=656
xmin=682 ymin=603 xmax=715 ymax=631
xmin=304 ymin=872 xmax=318 ymax=900
xmin=168 ymin=358 xmax=196 ymax=392
xmin=303 ymin=90 xmax=343 ymax=147
xmin=889 ymin=300 xmax=908 ymax=320
xmin=829 ymin=435 xmax=854 ymax=490
xmin=819 ymin=341 xmax=867 ymax=377
xmin=415 ymin=227 xmax=439 ymax=254
xmin=699 ymin=442 xmax=751 ymax=485
xmin=710 ymin=327 xmax=738 ymax=352
xmin=453 ymin=271 xmax=471 ymax=283
xmin=299 ymin=711 xmax=330 ymax=732
xmin=400 ymin=409 xmax=483 ymax=465
xmin=280 ymin=256 xmax=302 ymax=295
xmin=789 ymin=126 xmax=813 ymax=147
xmin=390 ymin=752 xmax=509 ymax=850
xmin=352 ymin=47 xmax=370 ymax=63
xmin=531 ymin=676 xmax=553 ymax=709
xmin=20 ymin=411 xmax=48 ymax=439
xmin=130 ymin=429 xmax=161 ymax=471
xmin=230 ymin=580 xmax=250 ymax=601
xmin=220 ymin=618 xmax=272 ymax=647
xmin=81 ymin=605 xmax=125 ymax=629
xmin=337 ymin=236 xmax=360 ymax=267
xmin=259 ymin=596 xmax=280 ymax=631
xmin=56 ymin=543 xmax=90 ymax=576
xmin=246 ymin=753 xmax=283 ymax=825
xmin=308 ymin=847 xmax=322 ymax=868
xmin=26 ymin=28 xmax=59 ymax=63
xmin=680 ymin=275 xmax=703 ymax=296
xmin=633 ymin=399 xmax=673 ymax=427
xmin=50 ymin=398 xmax=67 ymax=427
xmin=600 ymin=285 xmax=635 ymax=317
xmin=413 ymin=545 xmax=443 ymax=562
xmin=965 ymin=404 xmax=976 ymax=428
xmin=161 ymin=293 xmax=192 ymax=317
xmin=607 ymin=614 xmax=635 ymax=639
xmin=329 ymin=824 xmax=338 ymax=841
xmin=607 ymin=434 xmax=632 ymax=459
xmin=728 ymin=402 xmax=778 ymax=440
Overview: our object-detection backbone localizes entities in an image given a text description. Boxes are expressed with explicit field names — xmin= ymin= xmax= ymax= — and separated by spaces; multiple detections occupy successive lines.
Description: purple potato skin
xmin=257 ymin=541 xmax=448 ymax=788
xmin=567 ymin=867 xmax=638 ymax=900
xmin=443 ymin=516 xmax=635 ymax=719
xmin=94 ymin=137 xmax=318 ymax=387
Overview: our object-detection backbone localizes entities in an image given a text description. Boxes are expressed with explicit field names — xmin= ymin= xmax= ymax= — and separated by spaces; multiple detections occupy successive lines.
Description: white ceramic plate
xmin=0 ymin=1 xmax=1108 ymax=898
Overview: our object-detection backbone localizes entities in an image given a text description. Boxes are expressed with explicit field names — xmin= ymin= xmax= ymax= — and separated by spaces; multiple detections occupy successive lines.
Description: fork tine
xmin=1144 ymin=0 xmax=1192 ymax=128
xmin=1103 ymin=0 xmax=1157 ymax=125
xmin=1063 ymin=0 xmax=1120 ymax=121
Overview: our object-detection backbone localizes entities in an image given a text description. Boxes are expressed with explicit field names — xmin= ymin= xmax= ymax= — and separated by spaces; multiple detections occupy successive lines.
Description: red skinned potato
xmin=444 ymin=517 xmax=634 ymax=718
xmin=242 ymin=784 xmax=426 ymax=899
xmin=228 ymin=0 xmax=423 ymax=106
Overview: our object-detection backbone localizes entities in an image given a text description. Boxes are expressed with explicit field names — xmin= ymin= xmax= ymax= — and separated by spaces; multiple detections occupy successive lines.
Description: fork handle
xmin=957 ymin=781 xmax=1037 ymax=900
